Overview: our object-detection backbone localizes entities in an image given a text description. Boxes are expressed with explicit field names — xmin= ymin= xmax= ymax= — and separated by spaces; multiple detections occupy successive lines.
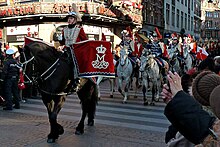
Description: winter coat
xmin=164 ymin=90 xmax=216 ymax=145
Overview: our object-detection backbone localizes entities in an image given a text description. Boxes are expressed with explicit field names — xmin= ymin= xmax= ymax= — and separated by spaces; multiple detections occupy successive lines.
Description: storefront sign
xmin=0 ymin=2 xmax=142 ymax=24
xmin=0 ymin=0 xmax=7 ymax=5
xmin=102 ymin=27 xmax=113 ymax=36
xmin=83 ymin=25 xmax=100 ymax=35
xmin=7 ymin=35 xmax=25 ymax=42
xmin=7 ymin=25 xmax=38 ymax=35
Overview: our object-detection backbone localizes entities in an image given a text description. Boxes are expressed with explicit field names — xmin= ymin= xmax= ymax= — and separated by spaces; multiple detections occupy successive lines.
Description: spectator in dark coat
xmin=162 ymin=71 xmax=220 ymax=146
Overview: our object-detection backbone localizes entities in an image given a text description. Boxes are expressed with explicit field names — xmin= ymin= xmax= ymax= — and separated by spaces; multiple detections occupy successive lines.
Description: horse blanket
xmin=24 ymin=37 xmax=115 ymax=79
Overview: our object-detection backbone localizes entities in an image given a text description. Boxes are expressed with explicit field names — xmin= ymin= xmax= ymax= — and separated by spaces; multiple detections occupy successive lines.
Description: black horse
xmin=22 ymin=40 xmax=98 ymax=143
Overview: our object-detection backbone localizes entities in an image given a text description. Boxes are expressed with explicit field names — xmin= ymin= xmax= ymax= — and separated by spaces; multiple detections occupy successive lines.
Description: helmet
xmin=6 ymin=48 xmax=17 ymax=55
xmin=66 ymin=11 xmax=77 ymax=19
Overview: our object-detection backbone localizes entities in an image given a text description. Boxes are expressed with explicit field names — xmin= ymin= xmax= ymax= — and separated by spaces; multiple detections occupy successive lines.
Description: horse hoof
xmin=144 ymin=102 xmax=148 ymax=106
xmin=110 ymin=95 xmax=113 ymax=98
xmin=155 ymin=98 xmax=159 ymax=102
xmin=150 ymin=102 xmax=155 ymax=106
xmin=87 ymin=120 xmax=94 ymax=126
xmin=58 ymin=126 xmax=64 ymax=135
xmin=122 ymin=101 xmax=127 ymax=104
xmin=75 ymin=130 xmax=84 ymax=135
xmin=47 ymin=138 xmax=56 ymax=143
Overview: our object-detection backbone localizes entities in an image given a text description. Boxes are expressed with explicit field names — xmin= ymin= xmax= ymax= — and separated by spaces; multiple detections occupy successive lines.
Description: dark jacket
xmin=164 ymin=90 xmax=216 ymax=145
xmin=2 ymin=57 xmax=21 ymax=80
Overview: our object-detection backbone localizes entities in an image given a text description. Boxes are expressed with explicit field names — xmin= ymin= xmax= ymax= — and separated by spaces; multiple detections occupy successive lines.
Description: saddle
xmin=154 ymin=57 xmax=164 ymax=68
xmin=154 ymin=57 xmax=169 ymax=77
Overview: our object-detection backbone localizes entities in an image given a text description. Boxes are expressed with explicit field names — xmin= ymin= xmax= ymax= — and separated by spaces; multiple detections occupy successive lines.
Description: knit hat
xmin=192 ymin=71 xmax=220 ymax=106
xmin=210 ymin=85 xmax=220 ymax=119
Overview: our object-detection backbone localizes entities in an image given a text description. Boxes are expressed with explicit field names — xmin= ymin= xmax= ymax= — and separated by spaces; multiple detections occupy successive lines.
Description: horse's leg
xmin=109 ymin=78 xmax=114 ymax=98
xmin=42 ymin=94 xmax=65 ymax=143
xmin=118 ymin=78 xmax=124 ymax=97
xmin=75 ymin=106 xmax=87 ymax=135
xmin=142 ymin=78 xmax=148 ymax=105
xmin=134 ymin=75 xmax=138 ymax=98
xmin=150 ymin=84 xmax=156 ymax=106
xmin=97 ymin=84 xmax=101 ymax=100
xmin=123 ymin=79 xmax=130 ymax=104
xmin=130 ymin=72 xmax=134 ymax=91
xmin=87 ymin=85 xmax=98 ymax=126
xmin=75 ymin=81 xmax=98 ymax=135
xmin=155 ymin=79 xmax=160 ymax=102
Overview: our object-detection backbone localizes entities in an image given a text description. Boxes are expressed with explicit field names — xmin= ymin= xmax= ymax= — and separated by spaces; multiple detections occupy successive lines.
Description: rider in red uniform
xmin=58 ymin=11 xmax=87 ymax=49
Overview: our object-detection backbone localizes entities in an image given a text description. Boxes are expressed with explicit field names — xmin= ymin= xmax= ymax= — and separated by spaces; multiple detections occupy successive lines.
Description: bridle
xmin=21 ymin=47 xmax=73 ymax=96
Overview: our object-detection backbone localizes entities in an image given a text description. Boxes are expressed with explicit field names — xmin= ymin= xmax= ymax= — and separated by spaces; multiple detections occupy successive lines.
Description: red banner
xmin=72 ymin=40 xmax=115 ymax=78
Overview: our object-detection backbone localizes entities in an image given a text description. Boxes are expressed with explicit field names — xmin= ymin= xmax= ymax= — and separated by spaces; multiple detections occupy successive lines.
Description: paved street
xmin=0 ymin=81 xmax=169 ymax=147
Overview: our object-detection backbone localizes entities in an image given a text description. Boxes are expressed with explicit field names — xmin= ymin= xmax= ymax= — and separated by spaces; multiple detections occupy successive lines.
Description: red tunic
xmin=133 ymin=42 xmax=143 ymax=57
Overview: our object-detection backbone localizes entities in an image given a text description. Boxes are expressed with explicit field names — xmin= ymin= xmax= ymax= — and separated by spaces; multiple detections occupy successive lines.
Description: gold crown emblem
xmin=96 ymin=45 xmax=106 ymax=54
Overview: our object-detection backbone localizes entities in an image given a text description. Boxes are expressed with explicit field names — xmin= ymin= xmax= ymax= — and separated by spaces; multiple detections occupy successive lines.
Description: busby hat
xmin=152 ymin=27 xmax=162 ymax=39
xmin=134 ymin=31 xmax=141 ymax=42
xmin=171 ymin=32 xmax=178 ymax=40
xmin=192 ymin=71 xmax=220 ymax=106
xmin=125 ymin=26 xmax=133 ymax=37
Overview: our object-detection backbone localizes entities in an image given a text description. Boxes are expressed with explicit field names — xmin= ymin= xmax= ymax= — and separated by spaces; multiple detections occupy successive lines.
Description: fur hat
xmin=192 ymin=71 xmax=220 ymax=106
xmin=210 ymin=85 xmax=220 ymax=119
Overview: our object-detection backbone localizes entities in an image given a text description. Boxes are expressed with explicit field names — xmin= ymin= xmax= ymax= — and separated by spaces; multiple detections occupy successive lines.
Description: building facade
xmin=164 ymin=0 xmax=197 ymax=38
xmin=141 ymin=0 xmax=164 ymax=36
xmin=201 ymin=0 xmax=220 ymax=41
xmin=194 ymin=0 xmax=202 ymax=40
xmin=0 ymin=0 xmax=142 ymax=49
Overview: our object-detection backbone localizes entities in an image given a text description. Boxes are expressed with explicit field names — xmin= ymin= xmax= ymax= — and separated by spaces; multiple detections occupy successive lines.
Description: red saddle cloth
xmin=72 ymin=40 xmax=115 ymax=78
xmin=154 ymin=57 xmax=163 ymax=67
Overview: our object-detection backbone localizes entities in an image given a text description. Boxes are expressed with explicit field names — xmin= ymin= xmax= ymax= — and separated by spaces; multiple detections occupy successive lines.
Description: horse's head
xmin=23 ymin=42 xmax=59 ymax=73
xmin=183 ymin=46 xmax=189 ymax=59
xmin=140 ymin=55 xmax=149 ymax=72
xmin=168 ymin=49 xmax=178 ymax=62
xmin=22 ymin=41 xmax=73 ymax=94
xmin=119 ymin=48 xmax=129 ymax=66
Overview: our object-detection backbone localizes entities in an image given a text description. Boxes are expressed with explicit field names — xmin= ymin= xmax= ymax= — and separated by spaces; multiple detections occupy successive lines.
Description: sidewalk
xmin=0 ymin=108 xmax=166 ymax=147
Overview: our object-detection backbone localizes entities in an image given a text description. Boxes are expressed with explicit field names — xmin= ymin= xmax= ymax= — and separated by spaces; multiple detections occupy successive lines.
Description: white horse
xmin=97 ymin=57 xmax=117 ymax=99
xmin=117 ymin=48 xmax=133 ymax=103
xmin=97 ymin=76 xmax=115 ymax=99
xmin=139 ymin=50 xmax=161 ymax=106
xmin=168 ymin=49 xmax=182 ymax=75
xmin=183 ymin=46 xmax=194 ymax=73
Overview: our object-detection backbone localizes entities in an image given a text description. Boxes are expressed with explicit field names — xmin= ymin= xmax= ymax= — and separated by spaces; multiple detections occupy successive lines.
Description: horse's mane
xmin=25 ymin=41 xmax=59 ymax=62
